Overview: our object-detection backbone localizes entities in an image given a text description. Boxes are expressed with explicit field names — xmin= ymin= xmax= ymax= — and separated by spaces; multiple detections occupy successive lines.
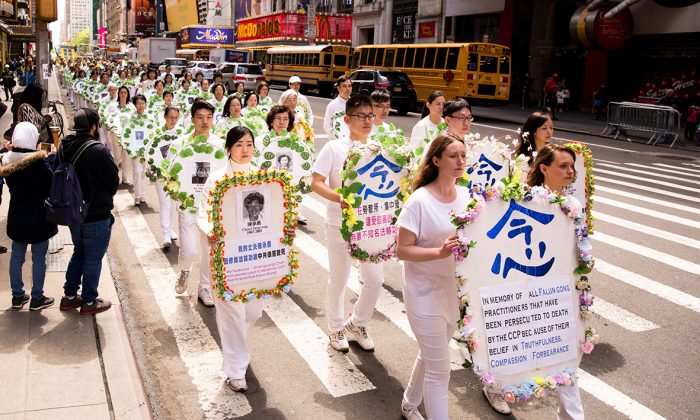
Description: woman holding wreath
xmin=196 ymin=126 xmax=266 ymax=393
xmin=396 ymin=133 xmax=470 ymax=420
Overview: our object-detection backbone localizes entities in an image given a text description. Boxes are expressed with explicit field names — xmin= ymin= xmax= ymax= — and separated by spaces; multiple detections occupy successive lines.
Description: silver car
xmin=186 ymin=61 xmax=218 ymax=80
xmin=217 ymin=62 xmax=265 ymax=92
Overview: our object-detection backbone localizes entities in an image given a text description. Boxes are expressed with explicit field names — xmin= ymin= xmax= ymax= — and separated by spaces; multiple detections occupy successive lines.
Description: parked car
xmin=158 ymin=58 xmax=188 ymax=75
xmin=186 ymin=61 xmax=218 ymax=80
xmin=217 ymin=62 xmax=265 ymax=92
xmin=346 ymin=69 xmax=417 ymax=115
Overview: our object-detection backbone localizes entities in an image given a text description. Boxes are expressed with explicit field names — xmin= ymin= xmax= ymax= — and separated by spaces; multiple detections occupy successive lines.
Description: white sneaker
xmin=345 ymin=319 xmax=375 ymax=351
xmin=226 ymin=378 xmax=247 ymax=393
xmin=297 ymin=213 xmax=308 ymax=225
xmin=162 ymin=239 xmax=172 ymax=249
xmin=175 ymin=270 xmax=189 ymax=294
xmin=134 ymin=197 xmax=140 ymax=206
xmin=198 ymin=286 xmax=215 ymax=307
xmin=170 ymin=231 xmax=178 ymax=241
xmin=483 ymin=387 xmax=512 ymax=415
xmin=401 ymin=405 xmax=425 ymax=420
xmin=329 ymin=329 xmax=349 ymax=353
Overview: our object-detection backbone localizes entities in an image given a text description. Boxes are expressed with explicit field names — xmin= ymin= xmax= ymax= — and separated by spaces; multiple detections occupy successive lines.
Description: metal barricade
xmin=602 ymin=102 xmax=681 ymax=148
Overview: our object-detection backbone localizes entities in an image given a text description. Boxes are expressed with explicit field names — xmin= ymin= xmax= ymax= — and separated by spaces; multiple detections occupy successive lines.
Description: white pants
xmin=325 ymin=223 xmax=383 ymax=332
xmin=402 ymin=312 xmax=453 ymax=420
xmin=197 ymin=234 xmax=215 ymax=290
xmin=132 ymin=159 xmax=146 ymax=200
xmin=155 ymin=180 xmax=178 ymax=242
xmin=110 ymin=132 xmax=131 ymax=183
xmin=177 ymin=210 xmax=199 ymax=273
xmin=213 ymin=290 xmax=264 ymax=379
xmin=557 ymin=382 xmax=584 ymax=420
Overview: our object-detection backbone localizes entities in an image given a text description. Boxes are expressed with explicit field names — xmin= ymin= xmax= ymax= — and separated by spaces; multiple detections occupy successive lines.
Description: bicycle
xmin=46 ymin=100 xmax=64 ymax=139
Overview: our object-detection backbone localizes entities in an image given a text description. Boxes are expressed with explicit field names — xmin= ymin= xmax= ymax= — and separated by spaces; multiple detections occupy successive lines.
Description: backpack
xmin=45 ymin=140 xmax=100 ymax=226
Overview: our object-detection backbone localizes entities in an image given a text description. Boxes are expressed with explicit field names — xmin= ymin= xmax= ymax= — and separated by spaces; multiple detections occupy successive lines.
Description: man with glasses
xmin=312 ymin=95 xmax=385 ymax=353
xmin=370 ymin=89 xmax=394 ymax=136
xmin=323 ymin=76 xmax=353 ymax=139
xmin=443 ymin=99 xmax=474 ymax=139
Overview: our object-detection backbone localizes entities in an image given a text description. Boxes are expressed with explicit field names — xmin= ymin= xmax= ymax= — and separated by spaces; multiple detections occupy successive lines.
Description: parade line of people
xmin=1 ymin=57 xmax=586 ymax=420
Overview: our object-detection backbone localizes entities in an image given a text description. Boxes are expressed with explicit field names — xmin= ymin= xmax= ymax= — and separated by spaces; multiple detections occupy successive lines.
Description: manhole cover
xmin=654 ymin=154 xmax=698 ymax=162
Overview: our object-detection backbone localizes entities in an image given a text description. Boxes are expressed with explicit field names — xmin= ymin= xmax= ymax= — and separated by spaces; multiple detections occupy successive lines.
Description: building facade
xmin=68 ymin=0 xmax=93 ymax=41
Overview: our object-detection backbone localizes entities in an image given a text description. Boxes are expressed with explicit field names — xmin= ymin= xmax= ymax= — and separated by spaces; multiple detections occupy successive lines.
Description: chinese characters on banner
xmin=455 ymin=195 xmax=584 ymax=387
xmin=346 ymin=150 xmax=408 ymax=256
xmin=224 ymin=234 xmax=290 ymax=285
xmin=465 ymin=140 xmax=515 ymax=190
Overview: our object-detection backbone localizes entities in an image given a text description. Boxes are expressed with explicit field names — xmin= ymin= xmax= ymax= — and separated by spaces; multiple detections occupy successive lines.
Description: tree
xmin=72 ymin=27 xmax=91 ymax=54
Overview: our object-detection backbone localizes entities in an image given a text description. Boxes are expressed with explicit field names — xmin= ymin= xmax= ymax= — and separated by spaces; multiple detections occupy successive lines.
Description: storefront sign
xmin=418 ymin=21 xmax=435 ymax=39
xmin=181 ymin=26 xmax=235 ymax=45
xmin=236 ymin=11 xmax=352 ymax=43
xmin=237 ymin=15 xmax=282 ymax=41
xmin=134 ymin=0 xmax=156 ymax=35
xmin=393 ymin=14 xmax=415 ymax=43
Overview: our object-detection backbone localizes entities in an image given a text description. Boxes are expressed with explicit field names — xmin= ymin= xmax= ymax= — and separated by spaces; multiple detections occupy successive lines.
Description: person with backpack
xmin=55 ymin=108 xmax=119 ymax=315
xmin=0 ymin=122 xmax=57 ymax=310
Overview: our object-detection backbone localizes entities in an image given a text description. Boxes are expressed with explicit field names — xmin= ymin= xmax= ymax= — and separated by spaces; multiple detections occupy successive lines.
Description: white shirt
xmin=396 ymin=185 xmax=471 ymax=323
xmin=296 ymin=92 xmax=314 ymax=122
xmin=323 ymin=96 xmax=348 ymax=138
xmin=370 ymin=122 xmax=392 ymax=136
xmin=410 ymin=116 xmax=442 ymax=151
xmin=311 ymin=136 xmax=356 ymax=227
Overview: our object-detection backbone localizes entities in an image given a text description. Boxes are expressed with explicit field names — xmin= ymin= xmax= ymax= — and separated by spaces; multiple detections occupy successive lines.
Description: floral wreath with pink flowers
xmin=450 ymin=171 xmax=597 ymax=404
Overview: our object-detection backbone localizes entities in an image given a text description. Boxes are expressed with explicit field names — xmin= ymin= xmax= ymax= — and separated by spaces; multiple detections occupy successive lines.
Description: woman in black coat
xmin=0 ymin=122 xmax=57 ymax=310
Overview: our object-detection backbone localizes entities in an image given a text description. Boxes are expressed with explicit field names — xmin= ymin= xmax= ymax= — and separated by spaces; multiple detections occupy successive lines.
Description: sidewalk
xmin=471 ymin=103 xmax=700 ymax=153
xmin=0 ymin=74 xmax=150 ymax=419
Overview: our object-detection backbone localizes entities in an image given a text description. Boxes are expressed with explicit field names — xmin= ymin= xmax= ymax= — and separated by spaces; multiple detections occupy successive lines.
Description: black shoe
xmin=11 ymin=294 xmax=30 ymax=309
xmin=60 ymin=295 xmax=83 ymax=311
xmin=30 ymin=296 xmax=55 ymax=311
xmin=80 ymin=298 xmax=112 ymax=315
xmin=0 ymin=246 xmax=7 ymax=254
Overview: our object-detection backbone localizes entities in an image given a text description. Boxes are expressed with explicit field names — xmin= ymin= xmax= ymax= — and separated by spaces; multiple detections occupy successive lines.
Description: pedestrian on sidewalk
xmin=58 ymin=108 xmax=119 ymax=315
xmin=593 ymin=83 xmax=609 ymax=121
xmin=0 ymin=122 xmax=57 ymax=310
xmin=544 ymin=73 xmax=558 ymax=120
xmin=1 ymin=66 xmax=16 ymax=101
xmin=684 ymin=102 xmax=699 ymax=140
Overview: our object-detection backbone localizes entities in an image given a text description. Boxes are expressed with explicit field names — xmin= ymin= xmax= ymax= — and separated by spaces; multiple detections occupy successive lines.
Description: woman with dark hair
xmin=256 ymin=82 xmax=273 ymax=111
xmin=265 ymin=104 xmax=295 ymax=134
xmin=442 ymin=99 xmax=473 ymax=140
xmin=196 ymin=125 xmax=266 ymax=394
xmin=241 ymin=92 xmax=262 ymax=118
xmin=515 ymin=111 xmax=553 ymax=161
xmin=209 ymin=83 xmax=227 ymax=118
xmin=395 ymin=133 xmax=470 ymax=420
xmin=411 ymin=91 xmax=445 ymax=151
xmin=13 ymin=83 xmax=51 ymax=144
xmin=214 ymin=95 xmax=268 ymax=140
xmin=104 ymin=86 xmax=136 ymax=184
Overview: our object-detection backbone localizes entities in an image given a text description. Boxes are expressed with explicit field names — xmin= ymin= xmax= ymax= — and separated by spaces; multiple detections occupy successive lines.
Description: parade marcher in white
xmin=197 ymin=126 xmax=263 ymax=393
xmin=443 ymin=100 xmax=473 ymax=141
xmin=410 ymin=91 xmax=445 ymax=152
xmin=479 ymin=143 xmax=585 ymax=419
xmin=369 ymin=89 xmax=394 ymax=136
xmin=288 ymin=75 xmax=314 ymax=123
xmin=106 ymin=86 xmax=135 ymax=184
xmin=396 ymin=134 xmax=470 ymax=420
xmin=323 ymin=76 xmax=352 ymax=139
xmin=514 ymin=111 xmax=554 ymax=161
xmin=256 ymin=82 xmax=274 ymax=112
xmin=122 ymin=94 xmax=152 ymax=206
xmin=172 ymin=100 xmax=224 ymax=307
xmin=311 ymin=95 xmax=384 ymax=352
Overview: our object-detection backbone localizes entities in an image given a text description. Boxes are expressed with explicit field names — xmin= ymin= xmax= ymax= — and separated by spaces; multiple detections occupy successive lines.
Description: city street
xmin=105 ymin=91 xmax=700 ymax=418
xmin=1 ymin=81 xmax=698 ymax=419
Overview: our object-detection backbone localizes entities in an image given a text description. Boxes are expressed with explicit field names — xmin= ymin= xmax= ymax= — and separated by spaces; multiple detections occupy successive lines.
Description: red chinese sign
xmin=418 ymin=21 xmax=436 ymax=39
xmin=236 ymin=11 xmax=351 ymax=43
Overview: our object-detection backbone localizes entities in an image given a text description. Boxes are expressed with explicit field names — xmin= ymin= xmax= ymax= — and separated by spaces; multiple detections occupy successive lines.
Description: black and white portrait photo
xmin=192 ymin=161 xmax=210 ymax=184
xmin=275 ymin=153 xmax=292 ymax=171
xmin=237 ymin=186 xmax=272 ymax=236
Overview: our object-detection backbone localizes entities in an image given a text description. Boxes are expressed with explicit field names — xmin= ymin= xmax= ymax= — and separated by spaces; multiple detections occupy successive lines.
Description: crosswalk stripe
xmin=595 ymin=186 xmax=700 ymax=215
xmin=295 ymin=231 xmax=469 ymax=371
xmin=597 ymin=162 xmax=700 ymax=182
xmin=593 ymin=211 xmax=700 ymax=248
xmin=577 ymin=369 xmax=665 ymax=419
xmin=595 ymin=176 xmax=700 ymax=203
xmin=593 ymin=232 xmax=700 ymax=276
xmin=263 ymin=294 xmax=376 ymax=397
xmin=114 ymin=191 xmax=253 ymax=418
xmin=590 ymin=298 xmax=659 ymax=332
xmin=626 ymin=163 xmax=700 ymax=179
xmin=678 ymin=163 xmax=700 ymax=172
xmin=594 ymin=168 xmax=700 ymax=194
xmin=595 ymin=259 xmax=700 ymax=313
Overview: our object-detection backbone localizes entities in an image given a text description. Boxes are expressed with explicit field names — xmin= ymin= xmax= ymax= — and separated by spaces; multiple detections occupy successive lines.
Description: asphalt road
xmin=104 ymin=89 xmax=700 ymax=419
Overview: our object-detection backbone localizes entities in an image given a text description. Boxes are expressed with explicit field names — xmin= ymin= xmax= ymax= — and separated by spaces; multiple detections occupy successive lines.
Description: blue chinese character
xmin=356 ymin=155 xmax=402 ymax=200
xmin=467 ymin=154 xmax=503 ymax=187
xmin=487 ymin=199 xmax=555 ymax=279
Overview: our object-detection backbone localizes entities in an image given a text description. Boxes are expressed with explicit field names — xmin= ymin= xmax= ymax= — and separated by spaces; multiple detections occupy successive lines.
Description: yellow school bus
xmin=265 ymin=44 xmax=353 ymax=96
xmin=351 ymin=43 xmax=511 ymax=105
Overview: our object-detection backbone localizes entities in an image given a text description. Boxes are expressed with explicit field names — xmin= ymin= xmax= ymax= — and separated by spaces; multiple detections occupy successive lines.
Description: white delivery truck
xmin=137 ymin=38 xmax=177 ymax=66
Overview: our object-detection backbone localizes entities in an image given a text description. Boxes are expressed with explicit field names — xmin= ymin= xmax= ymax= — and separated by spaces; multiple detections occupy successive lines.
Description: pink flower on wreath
xmin=481 ymin=371 xmax=495 ymax=385
xmin=463 ymin=313 xmax=472 ymax=325
xmin=582 ymin=342 xmax=594 ymax=354
xmin=562 ymin=373 xmax=572 ymax=386
xmin=503 ymin=390 xmax=516 ymax=404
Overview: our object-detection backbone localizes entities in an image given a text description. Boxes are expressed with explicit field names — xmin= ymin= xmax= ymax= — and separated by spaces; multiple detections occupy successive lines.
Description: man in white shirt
xmin=323 ymin=76 xmax=352 ymax=139
xmin=312 ymin=95 xmax=383 ymax=353
xmin=288 ymin=75 xmax=313 ymax=122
